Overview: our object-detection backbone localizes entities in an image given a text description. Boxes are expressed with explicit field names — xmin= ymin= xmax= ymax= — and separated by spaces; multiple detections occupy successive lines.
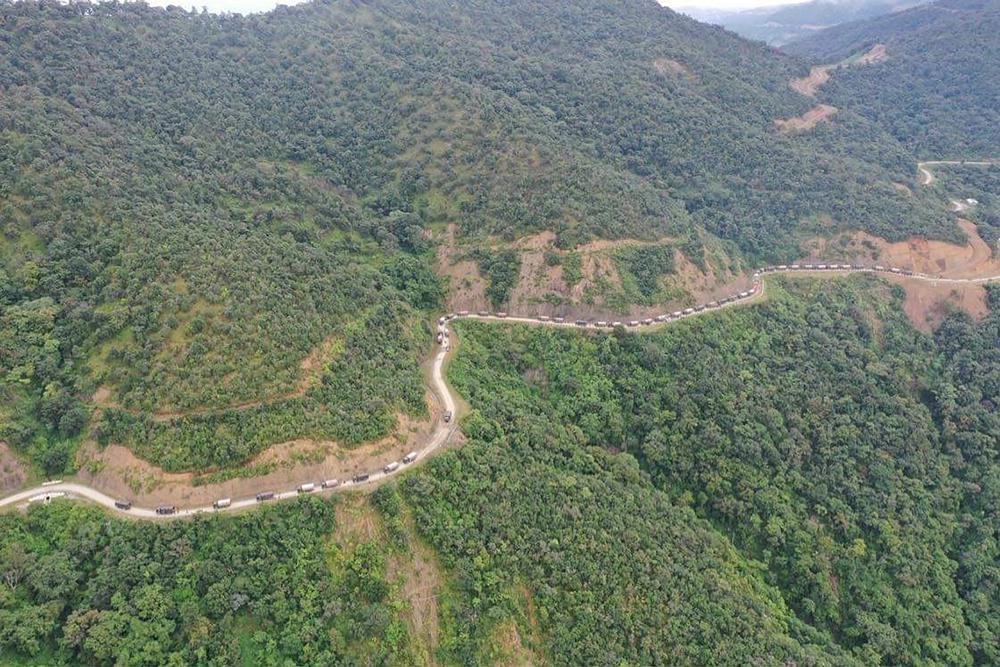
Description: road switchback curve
xmin=3 ymin=159 xmax=1000 ymax=520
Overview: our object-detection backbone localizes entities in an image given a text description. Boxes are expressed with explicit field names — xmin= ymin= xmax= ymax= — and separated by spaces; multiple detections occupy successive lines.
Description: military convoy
xmin=438 ymin=261 xmax=927 ymax=331
xmin=104 ymin=260 xmax=928 ymax=519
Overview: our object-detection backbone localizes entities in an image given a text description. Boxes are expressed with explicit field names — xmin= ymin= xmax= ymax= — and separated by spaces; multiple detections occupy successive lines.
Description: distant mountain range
xmin=679 ymin=0 xmax=927 ymax=44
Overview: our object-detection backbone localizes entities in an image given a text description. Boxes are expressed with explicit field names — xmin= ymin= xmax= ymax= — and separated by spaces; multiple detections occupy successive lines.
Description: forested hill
xmin=1 ymin=0 xmax=958 ymax=476
xmin=785 ymin=0 xmax=1000 ymax=155
xmin=0 ymin=0 xmax=950 ymax=257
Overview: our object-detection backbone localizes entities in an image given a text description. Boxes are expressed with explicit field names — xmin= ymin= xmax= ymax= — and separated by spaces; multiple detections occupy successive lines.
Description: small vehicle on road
xmin=156 ymin=505 xmax=177 ymax=515
xmin=443 ymin=410 xmax=453 ymax=423
xmin=115 ymin=499 xmax=132 ymax=511
xmin=256 ymin=491 xmax=275 ymax=502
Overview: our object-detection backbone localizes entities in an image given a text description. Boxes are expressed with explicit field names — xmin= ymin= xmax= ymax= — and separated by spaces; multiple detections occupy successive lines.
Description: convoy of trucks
xmin=438 ymin=262 xmax=928 ymax=331
xmin=48 ymin=261 xmax=927 ymax=519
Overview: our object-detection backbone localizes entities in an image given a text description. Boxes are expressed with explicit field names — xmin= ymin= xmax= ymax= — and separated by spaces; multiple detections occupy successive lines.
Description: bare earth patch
xmin=790 ymin=64 xmax=835 ymax=97
xmin=436 ymin=222 xmax=489 ymax=312
xmin=0 ymin=443 xmax=27 ymax=494
xmin=801 ymin=219 xmax=999 ymax=330
xmin=651 ymin=57 xmax=691 ymax=78
xmin=855 ymin=43 xmax=888 ymax=66
xmin=789 ymin=44 xmax=886 ymax=97
xmin=447 ymin=228 xmax=752 ymax=320
xmin=73 ymin=392 xmax=463 ymax=507
xmin=775 ymin=104 xmax=838 ymax=134
xmin=389 ymin=518 xmax=444 ymax=664
xmin=490 ymin=618 xmax=540 ymax=666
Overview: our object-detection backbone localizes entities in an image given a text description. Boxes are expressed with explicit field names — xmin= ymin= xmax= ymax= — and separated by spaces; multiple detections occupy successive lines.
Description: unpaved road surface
xmin=918 ymin=160 xmax=996 ymax=186
xmin=4 ymin=161 xmax=1000 ymax=520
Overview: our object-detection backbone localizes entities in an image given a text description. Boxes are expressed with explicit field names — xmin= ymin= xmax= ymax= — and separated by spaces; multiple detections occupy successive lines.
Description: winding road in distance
xmin=2 ymin=161 xmax=999 ymax=520
xmin=918 ymin=159 xmax=995 ymax=186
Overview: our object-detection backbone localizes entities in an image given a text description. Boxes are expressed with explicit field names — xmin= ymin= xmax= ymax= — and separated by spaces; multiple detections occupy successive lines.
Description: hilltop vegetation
xmin=786 ymin=0 xmax=1000 ymax=156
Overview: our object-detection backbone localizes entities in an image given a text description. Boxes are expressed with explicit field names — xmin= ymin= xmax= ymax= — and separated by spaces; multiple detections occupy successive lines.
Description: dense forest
xmin=439 ymin=279 xmax=1000 ymax=665
xmin=1 ymin=0 xmax=974 ymax=475
xmin=2 ymin=0 xmax=999 ymax=663
xmin=2 ymin=279 xmax=998 ymax=665
xmin=786 ymin=0 xmax=1000 ymax=156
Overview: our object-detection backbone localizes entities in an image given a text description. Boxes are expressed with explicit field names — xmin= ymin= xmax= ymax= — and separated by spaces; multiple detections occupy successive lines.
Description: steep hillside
xmin=785 ymin=0 xmax=1000 ymax=155
xmin=444 ymin=280 xmax=1000 ymax=665
xmin=0 ymin=0 xmax=974 ymax=474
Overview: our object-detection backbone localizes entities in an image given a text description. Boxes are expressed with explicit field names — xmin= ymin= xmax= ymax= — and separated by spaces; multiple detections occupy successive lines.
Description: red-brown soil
xmin=801 ymin=219 xmax=999 ymax=330
xmin=74 ymin=395 xmax=463 ymax=507
xmin=789 ymin=44 xmax=886 ymax=97
xmin=775 ymin=104 xmax=839 ymax=133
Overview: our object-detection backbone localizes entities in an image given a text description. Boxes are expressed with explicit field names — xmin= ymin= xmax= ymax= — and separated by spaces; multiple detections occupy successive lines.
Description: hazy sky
xmin=139 ymin=0 xmax=791 ymax=16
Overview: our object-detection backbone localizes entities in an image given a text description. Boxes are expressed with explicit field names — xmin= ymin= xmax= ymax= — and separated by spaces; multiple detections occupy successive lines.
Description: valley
xmin=1 ymin=0 xmax=999 ymax=663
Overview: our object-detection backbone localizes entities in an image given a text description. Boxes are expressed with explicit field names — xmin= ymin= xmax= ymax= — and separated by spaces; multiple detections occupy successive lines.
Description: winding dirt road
xmin=3 ymin=162 xmax=1000 ymax=520
xmin=918 ymin=160 xmax=996 ymax=186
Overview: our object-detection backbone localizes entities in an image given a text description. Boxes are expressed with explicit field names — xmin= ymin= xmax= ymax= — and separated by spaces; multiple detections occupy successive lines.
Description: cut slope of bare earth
xmin=775 ymin=104 xmax=838 ymax=134
xmin=74 ymin=394 xmax=463 ymax=507
xmin=439 ymin=228 xmax=752 ymax=320
xmin=789 ymin=44 xmax=887 ymax=97
xmin=801 ymin=218 xmax=999 ymax=330
xmin=780 ymin=44 xmax=886 ymax=133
